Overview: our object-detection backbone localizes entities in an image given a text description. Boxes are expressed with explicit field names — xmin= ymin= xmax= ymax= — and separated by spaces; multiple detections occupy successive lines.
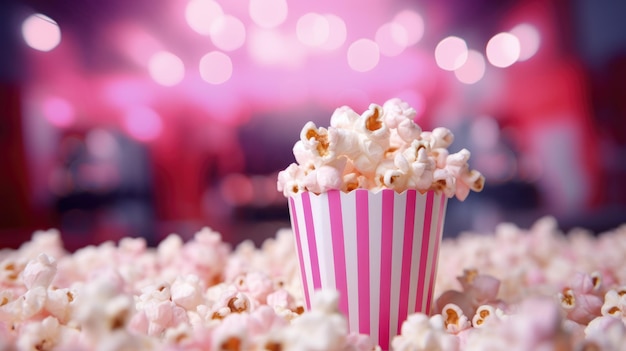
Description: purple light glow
xmin=123 ymin=106 xmax=163 ymax=142
xmin=42 ymin=97 xmax=75 ymax=127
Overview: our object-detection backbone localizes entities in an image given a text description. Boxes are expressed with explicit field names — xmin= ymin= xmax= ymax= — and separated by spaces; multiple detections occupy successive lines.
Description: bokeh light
xmin=296 ymin=13 xmax=330 ymax=47
xmin=454 ymin=49 xmax=486 ymax=84
xmin=22 ymin=13 xmax=62 ymax=52
xmin=148 ymin=51 xmax=185 ymax=86
xmin=347 ymin=39 xmax=380 ymax=72
xmin=375 ymin=22 xmax=408 ymax=57
xmin=249 ymin=0 xmax=288 ymax=29
xmin=210 ymin=15 xmax=246 ymax=51
xmin=248 ymin=29 xmax=303 ymax=67
xmin=199 ymin=51 xmax=233 ymax=84
xmin=320 ymin=14 xmax=347 ymax=51
xmin=486 ymin=32 xmax=521 ymax=68
xmin=435 ymin=36 xmax=468 ymax=71
xmin=510 ymin=23 xmax=541 ymax=61
xmin=123 ymin=106 xmax=163 ymax=142
xmin=86 ymin=129 xmax=120 ymax=159
xmin=185 ymin=0 xmax=223 ymax=36
xmin=393 ymin=9 xmax=425 ymax=46
xmin=42 ymin=97 xmax=74 ymax=127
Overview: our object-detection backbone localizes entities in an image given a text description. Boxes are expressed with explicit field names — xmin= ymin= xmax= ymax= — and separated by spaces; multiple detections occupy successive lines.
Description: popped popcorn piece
xmin=171 ymin=275 xmax=203 ymax=311
xmin=471 ymin=305 xmax=502 ymax=328
xmin=391 ymin=313 xmax=459 ymax=351
xmin=281 ymin=290 xmax=349 ymax=351
xmin=211 ymin=288 xmax=252 ymax=320
xmin=16 ymin=316 xmax=60 ymax=351
xmin=584 ymin=315 xmax=626 ymax=351
xmin=557 ymin=272 xmax=605 ymax=324
xmin=600 ymin=286 xmax=626 ymax=322
xmin=45 ymin=287 xmax=75 ymax=323
xmin=442 ymin=303 xmax=471 ymax=334
xmin=22 ymin=254 xmax=57 ymax=290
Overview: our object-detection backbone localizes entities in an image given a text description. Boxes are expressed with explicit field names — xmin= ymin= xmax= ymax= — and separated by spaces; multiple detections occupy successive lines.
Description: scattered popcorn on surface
xmin=277 ymin=98 xmax=485 ymax=200
xmin=1 ymin=217 xmax=626 ymax=350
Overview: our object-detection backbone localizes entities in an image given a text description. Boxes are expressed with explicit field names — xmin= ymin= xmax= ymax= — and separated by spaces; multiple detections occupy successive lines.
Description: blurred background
xmin=1 ymin=0 xmax=625 ymax=250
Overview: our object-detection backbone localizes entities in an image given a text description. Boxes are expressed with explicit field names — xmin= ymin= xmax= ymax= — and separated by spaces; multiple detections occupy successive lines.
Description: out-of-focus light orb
xmin=486 ymin=32 xmax=520 ymax=68
xmin=347 ymin=39 xmax=380 ymax=72
xmin=148 ymin=51 xmax=185 ymax=86
xmin=200 ymin=51 xmax=233 ymax=84
xmin=320 ymin=14 xmax=346 ymax=50
xmin=42 ymin=97 xmax=74 ymax=127
xmin=296 ymin=12 xmax=330 ymax=47
xmin=249 ymin=0 xmax=288 ymax=28
xmin=210 ymin=15 xmax=246 ymax=51
xmin=124 ymin=106 xmax=163 ymax=142
xmin=434 ymin=36 xmax=468 ymax=71
xmin=248 ymin=29 xmax=302 ymax=66
xmin=185 ymin=0 xmax=223 ymax=36
xmin=454 ymin=49 xmax=486 ymax=84
xmin=86 ymin=129 xmax=120 ymax=159
xmin=393 ymin=9 xmax=425 ymax=46
xmin=375 ymin=22 xmax=408 ymax=57
xmin=510 ymin=23 xmax=540 ymax=61
xmin=22 ymin=13 xmax=61 ymax=52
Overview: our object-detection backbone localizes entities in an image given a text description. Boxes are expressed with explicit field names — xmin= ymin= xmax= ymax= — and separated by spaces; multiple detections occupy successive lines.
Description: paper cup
xmin=288 ymin=189 xmax=448 ymax=350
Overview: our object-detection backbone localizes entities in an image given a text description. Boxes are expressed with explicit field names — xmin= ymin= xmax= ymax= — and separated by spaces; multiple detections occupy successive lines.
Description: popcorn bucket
xmin=288 ymin=189 xmax=448 ymax=350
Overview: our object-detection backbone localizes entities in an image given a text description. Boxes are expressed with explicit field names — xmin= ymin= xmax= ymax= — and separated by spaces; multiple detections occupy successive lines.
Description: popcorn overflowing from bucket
xmin=277 ymin=98 xmax=486 ymax=350
xmin=277 ymin=98 xmax=485 ymax=200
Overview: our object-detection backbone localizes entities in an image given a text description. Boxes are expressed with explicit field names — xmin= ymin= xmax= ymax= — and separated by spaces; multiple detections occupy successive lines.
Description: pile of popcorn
xmin=277 ymin=98 xmax=485 ymax=200
xmin=2 ymin=216 xmax=626 ymax=350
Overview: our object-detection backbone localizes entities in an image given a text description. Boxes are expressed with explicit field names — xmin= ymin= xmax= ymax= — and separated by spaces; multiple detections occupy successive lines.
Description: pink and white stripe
xmin=288 ymin=189 xmax=447 ymax=351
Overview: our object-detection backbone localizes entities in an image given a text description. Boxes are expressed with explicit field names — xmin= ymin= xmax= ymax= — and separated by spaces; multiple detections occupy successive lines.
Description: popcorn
xmin=600 ymin=286 xmax=626 ymax=322
xmin=584 ymin=315 xmax=626 ymax=350
xmin=442 ymin=303 xmax=471 ymax=334
xmin=0 ymin=218 xmax=625 ymax=350
xmin=280 ymin=290 xmax=349 ymax=351
xmin=170 ymin=275 xmax=203 ymax=311
xmin=557 ymin=272 xmax=604 ymax=324
xmin=391 ymin=313 xmax=459 ymax=351
xmin=435 ymin=270 xmax=502 ymax=319
xmin=16 ymin=316 xmax=60 ymax=351
xmin=471 ymin=305 xmax=503 ymax=328
xmin=22 ymin=253 xmax=57 ymax=290
xmin=277 ymin=98 xmax=485 ymax=200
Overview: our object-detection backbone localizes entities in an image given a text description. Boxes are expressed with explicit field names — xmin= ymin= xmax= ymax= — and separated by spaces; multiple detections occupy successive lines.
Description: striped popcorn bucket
xmin=288 ymin=189 xmax=448 ymax=350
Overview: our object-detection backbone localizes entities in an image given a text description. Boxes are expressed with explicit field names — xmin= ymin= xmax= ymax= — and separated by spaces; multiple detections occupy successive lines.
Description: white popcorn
xmin=171 ymin=275 xmax=203 ymax=311
xmin=442 ymin=303 xmax=471 ymax=334
xmin=382 ymin=97 xmax=417 ymax=129
xmin=281 ymin=290 xmax=348 ymax=351
xmin=585 ymin=315 xmax=626 ymax=350
xmin=471 ymin=305 xmax=503 ymax=328
xmin=45 ymin=287 xmax=75 ymax=323
xmin=392 ymin=313 xmax=459 ymax=351
xmin=22 ymin=253 xmax=57 ymax=290
xmin=298 ymin=121 xmax=335 ymax=167
xmin=16 ymin=316 xmax=61 ymax=351
xmin=600 ymin=287 xmax=626 ymax=322
xmin=330 ymin=105 xmax=360 ymax=130
xmin=277 ymin=98 xmax=484 ymax=200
